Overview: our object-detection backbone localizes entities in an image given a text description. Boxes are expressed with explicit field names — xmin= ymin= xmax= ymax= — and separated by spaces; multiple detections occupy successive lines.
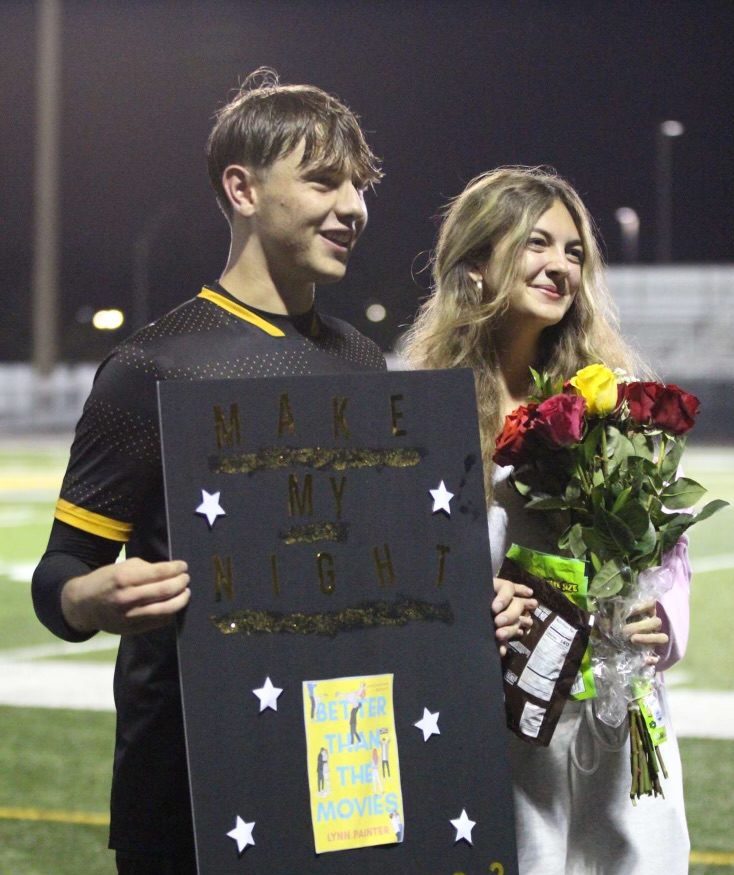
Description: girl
xmin=402 ymin=166 xmax=690 ymax=875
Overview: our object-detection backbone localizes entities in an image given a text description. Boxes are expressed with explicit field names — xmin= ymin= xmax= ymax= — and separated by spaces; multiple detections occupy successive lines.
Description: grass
xmin=1 ymin=440 xmax=733 ymax=872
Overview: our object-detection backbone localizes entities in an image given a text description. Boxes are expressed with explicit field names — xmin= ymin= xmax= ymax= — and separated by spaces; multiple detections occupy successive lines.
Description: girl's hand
xmin=492 ymin=577 xmax=537 ymax=657
xmin=623 ymin=598 xmax=668 ymax=665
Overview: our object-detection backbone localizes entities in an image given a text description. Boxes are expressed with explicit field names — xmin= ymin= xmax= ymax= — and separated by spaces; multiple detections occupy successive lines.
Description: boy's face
xmin=252 ymin=140 xmax=368 ymax=290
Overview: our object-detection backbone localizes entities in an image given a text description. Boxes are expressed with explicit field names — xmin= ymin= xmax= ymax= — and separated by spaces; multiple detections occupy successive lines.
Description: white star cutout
xmin=414 ymin=707 xmax=440 ymax=741
xmin=429 ymin=480 xmax=454 ymax=515
xmin=450 ymin=808 xmax=476 ymax=845
xmin=226 ymin=815 xmax=255 ymax=853
xmin=195 ymin=489 xmax=226 ymax=528
xmin=253 ymin=676 xmax=283 ymax=712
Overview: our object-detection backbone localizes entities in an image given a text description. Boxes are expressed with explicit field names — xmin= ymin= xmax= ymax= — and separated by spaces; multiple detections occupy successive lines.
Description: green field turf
xmin=1 ymin=440 xmax=732 ymax=873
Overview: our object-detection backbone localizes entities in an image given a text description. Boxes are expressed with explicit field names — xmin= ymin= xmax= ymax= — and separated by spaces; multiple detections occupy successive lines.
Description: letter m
xmin=289 ymin=474 xmax=313 ymax=517
xmin=213 ymin=404 xmax=241 ymax=448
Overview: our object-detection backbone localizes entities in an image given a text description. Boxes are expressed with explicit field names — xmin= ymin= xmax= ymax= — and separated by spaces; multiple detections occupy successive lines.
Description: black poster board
xmin=159 ymin=369 xmax=518 ymax=874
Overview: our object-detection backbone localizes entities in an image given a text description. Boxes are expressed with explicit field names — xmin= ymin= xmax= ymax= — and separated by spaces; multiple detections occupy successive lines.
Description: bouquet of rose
xmin=494 ymin=363 xmax=727 ymax=800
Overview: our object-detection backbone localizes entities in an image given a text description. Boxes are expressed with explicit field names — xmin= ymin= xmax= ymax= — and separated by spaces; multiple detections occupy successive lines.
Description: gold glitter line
xmin=210 ymin=596 xmax=453 ymax=638
xmin=210 ymin=446 xmax=422 ymax=474
xmin=280 ymin=522 xmax=348 ymax=544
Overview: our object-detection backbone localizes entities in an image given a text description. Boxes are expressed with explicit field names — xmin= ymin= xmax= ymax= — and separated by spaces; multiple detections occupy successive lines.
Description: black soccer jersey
xmin=37 ymin=284 xmax=386 ymax=854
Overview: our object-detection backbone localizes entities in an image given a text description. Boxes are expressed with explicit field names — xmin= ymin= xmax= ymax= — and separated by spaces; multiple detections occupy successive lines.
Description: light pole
xmin=614 ymin=207 xmax=640 ymax=263
xmin=132 ymin=204 xmax=176 ymax=330
xmin=32 ymin=0 xmax=62 ymax=375
xmin=655 ymin=120 xmax=684 ymax=263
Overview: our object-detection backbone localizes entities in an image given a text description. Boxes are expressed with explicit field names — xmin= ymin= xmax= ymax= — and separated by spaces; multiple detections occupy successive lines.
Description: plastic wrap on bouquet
xmin=591 ymin=565 xmax=674 ymax=728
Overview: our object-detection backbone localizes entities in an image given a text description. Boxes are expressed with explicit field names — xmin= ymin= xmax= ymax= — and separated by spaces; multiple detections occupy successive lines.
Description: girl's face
xmin=487 ymin=199 xmax=583 ymax=329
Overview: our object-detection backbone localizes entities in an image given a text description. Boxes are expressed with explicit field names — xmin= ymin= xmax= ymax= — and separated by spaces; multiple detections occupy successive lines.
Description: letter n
xmin=373 ymin=544 xmax=395 ymax=587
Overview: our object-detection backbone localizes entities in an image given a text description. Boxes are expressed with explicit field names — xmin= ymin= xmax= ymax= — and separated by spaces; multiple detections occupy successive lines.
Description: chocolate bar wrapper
xmin=499 ymin=557 xmax=594 ymax=747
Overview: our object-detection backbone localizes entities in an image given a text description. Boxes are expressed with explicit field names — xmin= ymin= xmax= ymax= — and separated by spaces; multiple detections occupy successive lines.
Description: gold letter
xmin=317 ymin=552 xmax=336 ymax=594
xmin=435 ymin=544 xmax=450 ymax=587
xmin=278 ymin=393 xmax=296 ymax=436
xmin=271 ymin=553 xmax=280 ymax=596
xmin=288 ymin=474 xmax=313 ymax=516
xmin=213 ymin=555 xmax=233 ymax=601
xmin=390 ymin=394 xmax=406 ymax=437
xmin=329 ymin=476 xmax=347 ymax=518
xmin=332 ymin=396 xmax=350 ymax=438
xmin=373 ymin=544 xmax=395 ymax=587
xmin=213 ymin=404 xmax=241 ymax=449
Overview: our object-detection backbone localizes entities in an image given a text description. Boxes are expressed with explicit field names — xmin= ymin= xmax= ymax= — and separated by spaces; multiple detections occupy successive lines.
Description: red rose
xmin=650 ymin=383 xmax=700 ymax=435
xmin=493 ymin=403 xmax=539 ymax=467
xmin=624 ymin=381 xmax=699 ymax=435
xmin=534 ymin=394 xmax=586 ymax=447
xmin=624 ymin=382 xmax=661 ymax=424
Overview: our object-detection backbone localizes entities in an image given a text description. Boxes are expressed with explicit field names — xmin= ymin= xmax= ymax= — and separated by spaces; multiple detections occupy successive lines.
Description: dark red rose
xmin=650 ymin=383 xmax=700 ymax=435
xmin=534 ymin=394 xmax=587 ymax=447
xmin=624 ymin=381 xmax=661 ymax=424
xmin=493 ymin=403 xmax=539 ymax=467
xmin=624 ymin=381 xmax=699 ymax=435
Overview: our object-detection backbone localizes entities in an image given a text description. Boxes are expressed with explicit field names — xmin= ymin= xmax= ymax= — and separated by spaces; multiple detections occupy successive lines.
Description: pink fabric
xmin=655 ymin=535 xmax=692 ymax=672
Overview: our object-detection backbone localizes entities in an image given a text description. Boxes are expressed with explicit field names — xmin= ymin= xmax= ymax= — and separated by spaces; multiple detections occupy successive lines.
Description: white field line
xmin=667 ymin=689 xmax=734 ymax=740
xmin=690 ymin=554 xmax=734 ymax=574
xmin=2 ymin=634 xmax=119 ymax=661
xmin=0 ymin=641 xmax=732 ymax=738
xmin=0 ymin=659 xmax=115 ymax=711
xmin=0 ymin=635 xmax=118 ymax=712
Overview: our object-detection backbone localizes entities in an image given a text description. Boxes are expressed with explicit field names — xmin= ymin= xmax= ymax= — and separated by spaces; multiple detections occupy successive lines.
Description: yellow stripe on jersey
xmin=55 ymin=498 xmax=132 ymax=542
xmin=197 ymin=288 xmax=286 ymax=337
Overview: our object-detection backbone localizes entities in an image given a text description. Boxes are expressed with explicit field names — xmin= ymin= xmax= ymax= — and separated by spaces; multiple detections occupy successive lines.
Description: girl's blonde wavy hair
xmin=401 ymin=166 xmax=646 ymax=504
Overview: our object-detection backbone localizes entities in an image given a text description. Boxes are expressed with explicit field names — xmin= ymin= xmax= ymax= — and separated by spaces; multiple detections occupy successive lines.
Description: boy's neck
xmin=219 ymin=226 xmax=315 ymax=316
xmin=218 ymin=262 xmax=315 ymax=316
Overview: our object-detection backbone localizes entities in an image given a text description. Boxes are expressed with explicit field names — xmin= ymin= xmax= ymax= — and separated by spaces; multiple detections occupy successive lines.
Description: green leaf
xmin=582 ymin=525 xmax=616 ymax=556
xmin=631 ymin=432 xmax=653 ymax=458
xmin=511 ymin=478 xmax=533 ymax=497
xmin=567 ymin=523 xmax=587 ymax=558
xmin=595 ymin=506 xmax=637 ymax=552
xmin=660 ymin=437 xmax=686 ymax=480
xmin=661 ymin=477 xmax=707 ymax=509
xmin=648 ymin=495 xmax=665 ymax=525
xmin=694 ymin=499 xmax=730 ymax=523
xmin=616 ymin=500 xmax=650 ymax=538
xmin=659 ymin=522 xmax=692 ymax=554
xmin=565 ymin=480 xmax=582 ymax=503
xmin=589 ymin=560 xmax=625 ymax=598
xmin=582 ymin=422 xmax=604 ymax=465
xmin=611 ymin=486 xmax=632 ymax=514
xmin=631 ymin=521 xmax=657 ymax=558
xmin=525 ymin=496 xmax=570 ymax=511
xmin=608 ymin=432 xmax=638 ymax=470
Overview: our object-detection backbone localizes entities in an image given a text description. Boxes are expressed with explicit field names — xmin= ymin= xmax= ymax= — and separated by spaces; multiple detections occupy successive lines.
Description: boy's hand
xmin=61 ymin=557 xmax=191 ymax=635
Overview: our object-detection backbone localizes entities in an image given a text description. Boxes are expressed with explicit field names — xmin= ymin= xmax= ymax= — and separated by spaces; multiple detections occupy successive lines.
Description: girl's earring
xmin=475 ymin=278 xmax=483 ymax=293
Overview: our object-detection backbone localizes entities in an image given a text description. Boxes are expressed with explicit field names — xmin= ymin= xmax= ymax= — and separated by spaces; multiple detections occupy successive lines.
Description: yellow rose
xmin=569 ymin=364 xmax=618 ymax=416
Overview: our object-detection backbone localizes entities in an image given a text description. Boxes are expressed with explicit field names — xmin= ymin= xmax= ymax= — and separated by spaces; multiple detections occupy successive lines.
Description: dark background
xmin=3 ymin=0 xmax=733 ymax=360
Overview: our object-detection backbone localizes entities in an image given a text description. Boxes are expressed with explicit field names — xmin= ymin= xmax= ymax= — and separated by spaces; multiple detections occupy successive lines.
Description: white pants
xmin=509 ymin=689 xmax=689 ymax=875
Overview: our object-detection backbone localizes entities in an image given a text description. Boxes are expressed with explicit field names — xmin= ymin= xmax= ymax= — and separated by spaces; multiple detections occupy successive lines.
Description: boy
xmin=32 ymin=69 xmax=385 ymax=874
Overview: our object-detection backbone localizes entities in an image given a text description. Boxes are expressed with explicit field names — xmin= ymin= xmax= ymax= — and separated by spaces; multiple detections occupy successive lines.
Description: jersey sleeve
xmin=32 ymin=519 xmax=121 ymax=641
xmin=31 ymin=344 xmax=163 ymax=641
xmin=54 ymin=344 xmax=163 ymax=543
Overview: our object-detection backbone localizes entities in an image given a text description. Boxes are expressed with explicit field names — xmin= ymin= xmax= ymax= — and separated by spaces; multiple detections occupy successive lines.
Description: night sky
xmin=3 ymin=0 xmax=733 ymax=361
